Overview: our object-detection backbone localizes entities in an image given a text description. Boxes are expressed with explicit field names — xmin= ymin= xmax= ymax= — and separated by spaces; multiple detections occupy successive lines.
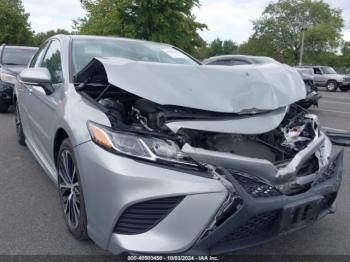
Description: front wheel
xmin=57 ymin=138 xmax=89 ymax=240
xmin=340 ymin=86 xmax=350 ymax=92
xmin=326 ymin=81 xmax=338 ymax=92
xmin=15 ymin=101 xmax=26 ymax=146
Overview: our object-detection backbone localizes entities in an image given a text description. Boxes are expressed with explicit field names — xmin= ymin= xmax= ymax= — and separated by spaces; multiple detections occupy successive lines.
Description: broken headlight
xmin=0 ymin=72 xmax=17 ymax=85
xmin=87 ymin=121 xmax=198 ymax=167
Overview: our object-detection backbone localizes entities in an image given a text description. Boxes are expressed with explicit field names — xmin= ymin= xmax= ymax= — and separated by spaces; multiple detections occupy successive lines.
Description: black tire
xmin=326 ymin=81 xmax=338 ymax=92
xmin=57 ymin=138 xmax=89 ymax=240
xmin=14 ymin=101 xmax=26 ymax=146
xmin=0 ymin=104 xmax=9 ymax=113
xmin=340 ymin=86 xmax=350 ymax=92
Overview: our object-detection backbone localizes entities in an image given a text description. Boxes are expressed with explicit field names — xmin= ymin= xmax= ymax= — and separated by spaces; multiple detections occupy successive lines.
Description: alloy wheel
xmin=327 ymin=82 xmax=337 ymax=92
xmin=58 ymin=150 xmax=81 ymax=229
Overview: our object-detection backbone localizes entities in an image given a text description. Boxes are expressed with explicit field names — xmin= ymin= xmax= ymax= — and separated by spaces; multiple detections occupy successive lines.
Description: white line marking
xmin=322 ymin=126 xmax=349 ymax=133
xmin=315 ymin=108 xmax=350 ymax=115
xmin=321 ymin=100 xmax=350 ymax=105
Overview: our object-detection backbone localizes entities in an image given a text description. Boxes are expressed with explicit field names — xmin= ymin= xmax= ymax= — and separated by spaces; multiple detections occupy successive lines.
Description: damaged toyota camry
xmin=14 ymin=35 xmax=344 ymax=255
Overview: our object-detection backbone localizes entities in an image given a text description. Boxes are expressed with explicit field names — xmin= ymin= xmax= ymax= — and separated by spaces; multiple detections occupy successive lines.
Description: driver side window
xmin=40 ymin=40 xmax=63 ymax=84
xmin=30 ymin=42 xmax=49 ymax=68
xmin=314 ymin=68 xmax=322 ymax=75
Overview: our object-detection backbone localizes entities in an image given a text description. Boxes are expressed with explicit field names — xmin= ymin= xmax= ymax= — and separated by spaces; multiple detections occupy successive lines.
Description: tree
xmin=0 ymin=0 xmax=33 ymax=45
xmin=33 ymin=29 xmax=71 ymax=46
xmin=200 ymin=38 xmax=238 ymax=57
xmin=75 ymin=0 xmax=207 ymax=55
xmin=222 ymin=40 xmax=238 ymax=55
xmin=251 ymin=0 xmax=344 ymax=64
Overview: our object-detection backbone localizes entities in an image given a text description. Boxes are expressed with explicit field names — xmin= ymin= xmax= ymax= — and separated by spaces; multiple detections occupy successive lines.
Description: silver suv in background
xmin=296 ymin=66 xmax=350 ymax=92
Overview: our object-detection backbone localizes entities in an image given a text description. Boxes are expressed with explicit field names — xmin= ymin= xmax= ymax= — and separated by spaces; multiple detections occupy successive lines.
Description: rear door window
xmin=215 ymin=59 xmax=232 ymax=66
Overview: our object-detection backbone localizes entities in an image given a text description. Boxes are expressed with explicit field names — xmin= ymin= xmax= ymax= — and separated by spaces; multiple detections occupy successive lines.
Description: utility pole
xmin=299 ymin=10 xmax=310 ymax=66
xmin=299 ymin=28 xmax=306 ymax=66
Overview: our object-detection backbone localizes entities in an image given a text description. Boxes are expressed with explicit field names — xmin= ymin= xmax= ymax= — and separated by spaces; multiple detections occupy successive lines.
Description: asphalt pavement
xmin=0 ymin=90 xmax=349 ymax=255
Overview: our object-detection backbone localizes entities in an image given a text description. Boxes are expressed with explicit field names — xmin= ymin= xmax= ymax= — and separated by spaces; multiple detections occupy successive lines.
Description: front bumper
xmin=192 ymin=150 xmax=343 ymax=255
xmin=339 ymin=81 xmax=350 ymax=87
xmin=74 ymin=139 xmax=343 ymax=255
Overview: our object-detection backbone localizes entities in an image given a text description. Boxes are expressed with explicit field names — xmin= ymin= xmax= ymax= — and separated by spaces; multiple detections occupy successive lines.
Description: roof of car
xmin=296 ymin=65 xmax=330 ymax=68
xmin=0 ymin=45 xmax=38 ymax=50
xmin=203 ymin=54 xmax=274 ymax=64
xmin=204 ymin=55 xmax=251 ymax=62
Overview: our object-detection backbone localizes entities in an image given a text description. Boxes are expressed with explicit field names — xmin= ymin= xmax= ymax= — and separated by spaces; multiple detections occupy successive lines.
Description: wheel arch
xmin=327 ymin=79 xmax=338 ymax=84
xmin=53 ymin=128 xmax=70 ymax=166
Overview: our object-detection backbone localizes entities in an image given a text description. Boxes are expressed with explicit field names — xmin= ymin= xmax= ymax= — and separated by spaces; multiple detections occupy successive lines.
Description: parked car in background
xmin=203 ymin=54 xmax=278 ymax=66
xmin=204 ymin=55 xmax=320 ymax=109
xmin=296 ymin=66 xmax=350 ymax=92
xmin=14 ymin=35 xmax=343 ymax=255
xmin=0 ymin=44 xmax=38 ymax=113
xmin=294 ymin=67 xmax=320 ymax=108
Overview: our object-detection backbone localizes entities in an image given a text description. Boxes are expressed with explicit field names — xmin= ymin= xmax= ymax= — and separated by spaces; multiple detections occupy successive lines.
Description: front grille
xmin=230 ymin=172 xmax=282 ymax=198
xmin=114 ymin=196 xmax=185 ymax=235
xmin=344 ymin=77 xmax=350 ymax=82
xmin=218 ymin=210 xmax=280 ymax=243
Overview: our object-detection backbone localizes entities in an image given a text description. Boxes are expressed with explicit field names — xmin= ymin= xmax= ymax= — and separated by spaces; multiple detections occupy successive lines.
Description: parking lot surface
xmin=0 ymin=90 xmax=349 ymax=255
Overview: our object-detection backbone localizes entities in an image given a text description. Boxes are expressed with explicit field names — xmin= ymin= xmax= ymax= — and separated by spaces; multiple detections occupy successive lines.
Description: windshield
xmin=72 ymin=38 xmax=199 ymax=74
xmin=321 ymin=66 xmax=337 ymax=74
xmin=250 ymin=57 xmax=278 ymax=64
xmin=2 ymin=47 xmax=37 ymax=65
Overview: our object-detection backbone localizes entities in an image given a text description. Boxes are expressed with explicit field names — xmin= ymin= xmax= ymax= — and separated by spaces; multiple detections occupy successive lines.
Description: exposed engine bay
xmin=75 ymin=58 xmax=330 ymax=197
xmin=78 ymin=81 xmax=319 ymax=165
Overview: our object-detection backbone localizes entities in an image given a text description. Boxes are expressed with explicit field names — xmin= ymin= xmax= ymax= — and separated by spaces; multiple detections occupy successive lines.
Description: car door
xmin=17 ymin=42 xmax=50 ymax=146
xmin=313 ymin=67 xmax=325 ymax=86
xmin=26 ymin=39 xmax=64 ymax=170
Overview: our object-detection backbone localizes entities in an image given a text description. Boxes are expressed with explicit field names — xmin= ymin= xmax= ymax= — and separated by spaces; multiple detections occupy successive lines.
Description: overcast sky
xmin=22 ymin=0 xmax=350 ymax=44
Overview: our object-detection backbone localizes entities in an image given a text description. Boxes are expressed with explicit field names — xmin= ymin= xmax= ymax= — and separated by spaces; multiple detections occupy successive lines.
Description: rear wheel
xmin=326 ymin=81 xmax=338 ymax=92
xmin=0 ymin=104 xmax=9 ymax=113
xmin=340 ymin=86 xmax=350 ymax=92
xmin=57 ymin=138 xmax=88 ymax=240
xmin=15 ymin=101 xmax=26 ymax=146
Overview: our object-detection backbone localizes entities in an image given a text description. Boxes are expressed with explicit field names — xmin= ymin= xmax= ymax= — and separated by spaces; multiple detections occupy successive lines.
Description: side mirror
xmin=19 ymin=68 xmax=54 ymax=95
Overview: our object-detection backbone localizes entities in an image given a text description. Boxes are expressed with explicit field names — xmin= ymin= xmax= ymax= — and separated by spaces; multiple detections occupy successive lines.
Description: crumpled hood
xmin=76 ymin=57 xmax=306 ymax=113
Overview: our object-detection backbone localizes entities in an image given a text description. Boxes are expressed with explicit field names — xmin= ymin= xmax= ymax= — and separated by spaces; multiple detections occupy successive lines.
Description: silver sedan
xmin=14 ymin=35 xmax=343 ymax=255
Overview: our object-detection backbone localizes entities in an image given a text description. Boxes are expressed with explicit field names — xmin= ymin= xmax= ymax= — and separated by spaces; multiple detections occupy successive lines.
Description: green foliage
xmin=0 ymin=0 xmax=33 ymax=45
xmin=239 ymin=35 xmax=277 ymax=57
xmin=33 ymin=29 xmax=71 ymax=47
xmin=195 ymin=38 xmax=239 ymax=60
xmin=75 ymin=0 xmax=207 ymax=55
xmin=251 ymin=0 xmax=344 ymax=64
xmin=208 ymin=38 xmax=238 ymax=56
